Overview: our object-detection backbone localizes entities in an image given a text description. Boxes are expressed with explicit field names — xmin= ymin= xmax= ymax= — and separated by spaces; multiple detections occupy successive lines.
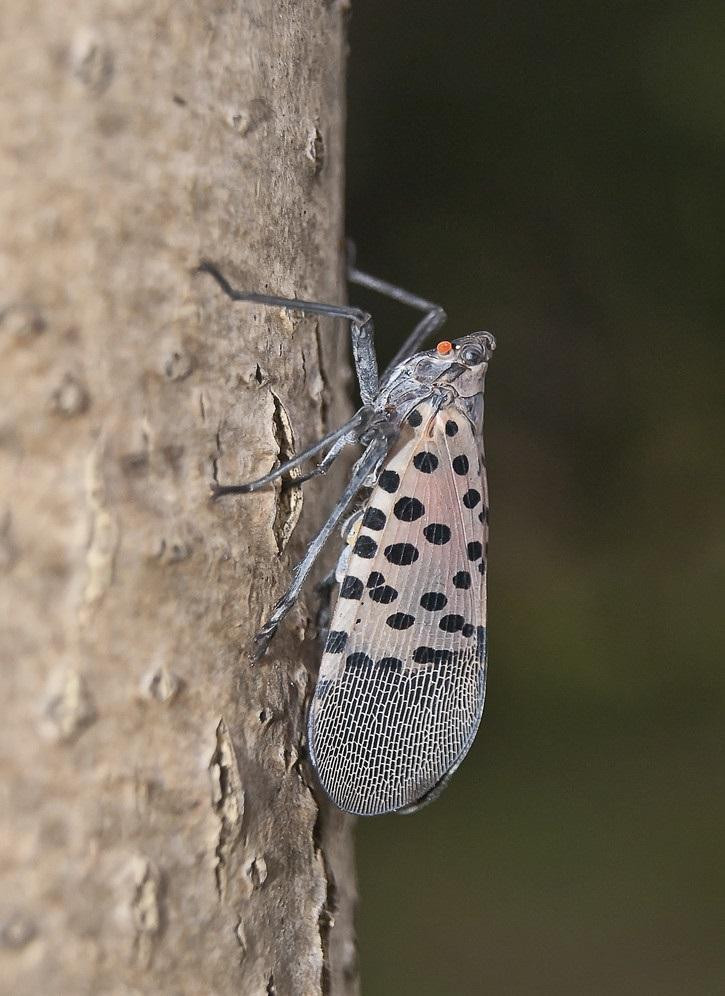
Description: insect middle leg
xmin=210 ymin=407 xmax=371 ymax=498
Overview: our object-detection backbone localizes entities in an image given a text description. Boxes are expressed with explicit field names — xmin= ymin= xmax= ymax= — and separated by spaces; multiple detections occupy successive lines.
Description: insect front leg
xmin=250 ymin=433 xmax=390 ymax=660
xmin=197 ymin=260 xmax=380 ymax=405
xmin=347 ymin=260 xmax=447 ymax=373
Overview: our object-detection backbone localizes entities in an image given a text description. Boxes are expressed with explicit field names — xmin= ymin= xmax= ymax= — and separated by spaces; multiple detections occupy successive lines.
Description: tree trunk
xmin=0 ymin=2 xmax=357 ymax=994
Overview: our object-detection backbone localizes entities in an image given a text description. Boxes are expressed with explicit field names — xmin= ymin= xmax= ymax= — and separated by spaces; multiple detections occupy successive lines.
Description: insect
xmin=198 ymin=255 xmax=495 ymax=815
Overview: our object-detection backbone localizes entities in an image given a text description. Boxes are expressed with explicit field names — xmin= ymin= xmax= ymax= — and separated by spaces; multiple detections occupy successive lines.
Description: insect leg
xmin=284 ymin=432 xmax=352 ymax=487
xmin=348 ymin=263 xmax=447 ymax=372
xmin=313 ymin=567 xmax=340 ymax=648
xmin=211 ymin=408 xmax=370 ymax=498
xmin=251 ymin=433 xmax=390 ymax=660
xmin=197 ymin=260 xmax=379 ymax=405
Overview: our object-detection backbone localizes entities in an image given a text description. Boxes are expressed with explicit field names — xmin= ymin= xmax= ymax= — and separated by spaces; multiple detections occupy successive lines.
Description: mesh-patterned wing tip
xmin=307 ymin=650 xmax=486 ymax=816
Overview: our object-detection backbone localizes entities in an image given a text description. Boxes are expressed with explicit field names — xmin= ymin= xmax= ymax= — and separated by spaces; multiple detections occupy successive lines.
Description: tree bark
xmin=0 ymin=2 xmax=357 ymax=994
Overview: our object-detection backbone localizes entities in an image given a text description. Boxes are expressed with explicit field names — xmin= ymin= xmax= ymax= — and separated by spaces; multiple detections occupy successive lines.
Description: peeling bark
xmin=0 ymin=2 xmax=358 ymax=994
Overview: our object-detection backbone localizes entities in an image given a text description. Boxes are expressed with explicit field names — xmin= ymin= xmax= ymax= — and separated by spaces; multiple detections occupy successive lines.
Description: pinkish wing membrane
xmin=308 ymin=403 xmax=489 ymax=815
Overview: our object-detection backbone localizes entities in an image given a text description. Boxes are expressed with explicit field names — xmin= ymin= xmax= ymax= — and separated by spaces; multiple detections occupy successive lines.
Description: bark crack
xmin=270 ymin=390 xmax=303 ymax=552
xmin=211 ymin=428 xmax=222 ymax=486
xmin=81 ymin=439 xmax=119 ymax=617
xmin=129 ymin=855 xmax=162 ymax=969
xmin=313 ymin=806 xmax=337 ymax=996
xmin=314 ymin=320 xmax=331 ymax=430
xmin=209 ymin=718 xmax=244 ymax=901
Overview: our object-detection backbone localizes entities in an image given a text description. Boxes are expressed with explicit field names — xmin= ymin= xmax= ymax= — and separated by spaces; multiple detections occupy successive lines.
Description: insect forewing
xmin=308 ymin=403 xmax=489 ymax=815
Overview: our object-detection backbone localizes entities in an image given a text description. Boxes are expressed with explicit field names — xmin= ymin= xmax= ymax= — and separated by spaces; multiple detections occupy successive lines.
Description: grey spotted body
xmin=199 ymin=256 xmax=495 ymax=815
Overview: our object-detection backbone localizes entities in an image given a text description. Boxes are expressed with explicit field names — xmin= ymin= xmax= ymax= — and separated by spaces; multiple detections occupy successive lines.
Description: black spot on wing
xmin=445 ymin=419 xmax=459 ymax=436
xmin=467 ymin=541 xmax=483 ymax=561
xmin=340 ymin=575 xmax=363 ymax=599
xmin=423 ymin=522 xmax=451 ymax=545
xmin=463 ymin=489 xmax=481 ymax=509
xmin=386 ymin=612 xmax=415 ymax=630
xmin=369 ymin=584 xmax=398 ymax=604
xmin=384 ymin=542 xmax=419 ymax=566
xmin=462 ymin=623 xmax=475 ymax=637
xmin=439 ymin=613 xmax=464 ymax=633
xmin=407 ymin=409 xmax=423 ymax=427
xmin=345 ymin=651 xmax=374 ymax=672
xmin=413 ymin=451 xmax=438 ymax=473
xmin=353 ymin=534 xmax=377 ymax=558
xmin=378 ymin=656 xmax=404 ymax=672
xmin=452 ymin=454 xmax=469 ymax=475
xmin=366 ymin=571 xmax=385 ymax=588
xmin=378 ymin=470 xmax=400 ymax=493
xmin=362 ymin=506 xmax=386 ymax=530
xmin=420 ymin=591 xmax=447 ymax=611
xmin=412 ymin=646 xmax=455 ymax=665
xmin=453 ymin=570 xmax=471 ymax=589
xmin=325 ymin=630 xmax=348 ymax=653
xmin=394 ymin=496 xmax=425 ymax=521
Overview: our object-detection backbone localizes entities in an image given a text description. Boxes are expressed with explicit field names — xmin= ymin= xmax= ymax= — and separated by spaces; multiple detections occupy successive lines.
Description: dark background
xmin=345 ymin=3 xmax=724 ymax=993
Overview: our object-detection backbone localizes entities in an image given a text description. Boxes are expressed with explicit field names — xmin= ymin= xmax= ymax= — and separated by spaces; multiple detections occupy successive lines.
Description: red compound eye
xmin=436 ymin=340 xmax=453 ymax=355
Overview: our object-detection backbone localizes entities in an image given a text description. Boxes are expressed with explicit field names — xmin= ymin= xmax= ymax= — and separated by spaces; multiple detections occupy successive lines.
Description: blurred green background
xmin=345 ymin=2 xmax=725 ymax=993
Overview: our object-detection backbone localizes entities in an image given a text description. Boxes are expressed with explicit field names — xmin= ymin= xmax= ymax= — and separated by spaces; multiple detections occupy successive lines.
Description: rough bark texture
xmin=0 ymin=2 xmax=358 ymax=994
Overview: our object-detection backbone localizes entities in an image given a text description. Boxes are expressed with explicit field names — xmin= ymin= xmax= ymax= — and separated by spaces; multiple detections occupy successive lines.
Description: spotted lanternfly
xmin=198 ymin=255 xmax=495 ymax=816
